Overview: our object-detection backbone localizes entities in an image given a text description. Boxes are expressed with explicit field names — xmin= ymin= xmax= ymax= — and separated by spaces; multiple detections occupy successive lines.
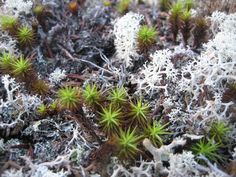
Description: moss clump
xmin=57 ymin=86 xmax=81 ymax=111
xmin=117 ymin=127 xmax=142 ymax=159
xmin=129 ymin=98 xmax=150 ymax=125
xmin=0 ymin=52 xmax=14 ymax=71
xmin=11 ymin=56 xmax=32 ymax=77
xmin=145 ymin=120 xmax=170 ymax=146
xmin=138 ymin=25 xmax=157 ymax=51
xmin=108 ymin=86 xmax=127 ymax=106
xmin=99 ymin=104 xmax=122 ymax=135
xmin=32 ymin=79 xmax=49 ymax=95
xmin=17 ymin=26 xmax=34 ymax=46
xmin=38 ymin=104 xmax=47 ymax=115
xmin=209 ymin=121 xmax=230 ymax=144
xmin=159 ymin=0 xmax=172 ymax=11
xmin=184 ymin=0 xmax=194 ymax=11
xmin=33 ymin=4 xmax=45 ymax=16
xmin=83 ymin=83 xmax=101 ymax=106
xmin=117 ymin=0 xmax=131 ymax=13
xmin=169 ymin=1 xmax=184 ymax=44
xmin=192 ymin=139 xmax=221 ymax=163
xmin=103 ymin=0 xmax=112 ymax=7
xmin=0 ymin=15 xmax=18 ymax=33
xmin=192 ymin=16 xmax=208 ymax=48
xmin=179 ymin=10 xmax=192 ymax=46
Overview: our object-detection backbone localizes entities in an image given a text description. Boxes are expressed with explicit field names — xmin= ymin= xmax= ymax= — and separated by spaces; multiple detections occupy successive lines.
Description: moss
xmin=17 ymin=26 xmax=34 ymax=46
xmin=129 ymin=98 xmax=150 ymax=126
xmin=117 ymin=0 xmax=131 ymax=13
xmin=0 ymin=52 xmax=14 ymax=71
xmin=117 ymin=127 xmax=142 ymax=159
xmin=0 ymin=15 xmax=18 ymax=32
xmin=99 ymin=104 xmax=122 ymax=135
xmin=57 ymin=86 xmax=81 ymax=110
xmin=192 ymin=138 xmax=221 ymax=163
xmin=179 ymin=10 xmax=192 ymax=46
xmin=137 ymin=25 xmax=157 ymax=51
xmin=83 ymin=83 xmax=101 ymax=106
xmin=11 ymin=56 xmax=32 ymax=77
xmin=169 ymin=1 xmax=184 ymax=43
xmin=145 ymin=120 xmax=170 ymax=147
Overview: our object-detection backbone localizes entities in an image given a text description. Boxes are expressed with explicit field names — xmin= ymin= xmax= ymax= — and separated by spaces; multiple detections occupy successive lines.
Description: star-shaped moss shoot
xmin=138 ymin=25 xmax=157 ymax=50
xmin=159 ymin=0 xmax=172 ymax=12
xmin=57 ymin=86 xmax=80 ymax=111
xmin=130 ymin=98 xmax=150 ymax=125
xmin=145 ymin=120 xmax=170 ymax=146
xmin=0 ymin=15 xmax=18 ymax=31
xmin=103 ymin=0 xmax=112 ymax=7
xmin=11 ymin=56 xmax=31 ymax=77
xmin=17 ymin=26 xmax=34 ymax=46
xmin=169 ymin=1 xmax=184 ymax=43
xmin=0 ymin=52 xmax=14 ymax=71
xmin=116 ymin=0 xmax=131 ymax=13
xmin=191 ymin=139 xmax=221 ymax=162
xmin=38 ymin=104 xmax=47 ymax=115
xmin=83 ymin=83 xmax=101 ymax=106
xmin=192 ymin=16 xmax=208 ymax=48
xmin=32 ymin=79 xmax=49 ymax=95
xmin=117 ymin=127 xmax=142 ymax=159
xmin=33 ymin=4 xmax=45 ymax=16
xmin=108 ymin=86 xmax=127 ymax=106
xmin=179 ymin=10 xmax=192 ymax=46
xmin=209 ymin=121 xmax=230 ymax=144
xmin=99 ymin=104 xmax=121 ymax=135
xmin=184 ymin=0 xmax=194 ymax=11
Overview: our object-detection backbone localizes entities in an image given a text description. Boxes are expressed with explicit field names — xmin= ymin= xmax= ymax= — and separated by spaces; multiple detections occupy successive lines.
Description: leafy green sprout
xmin=159 ymin=0 xmax=172 ymax=11
xmin=33 ymin=4 xmax=45 ymax=15
xmin=184 ymin=0 xmax=194 ymax=11
xmin=169 ymin=1 xmax=184 ymax=43
xmin=180 ymin=10 xmax=191 ymax=22
xmin=57 ymin=86 xmax=80 ymax=110
xmin=17 ymin=26 xmax=34 ymax=45
xmin=116 ymin=0 xmax=131 ymax=13
xmin=49 ymin=101 xmax=57 ymax=111
xmin=170 ymin=1 xmax=184 ymax=18
xmin=145 ymin=120 xmax=170 ymax=146
xmin=179 ymin=9 xmax=192 ymax=46
xmin=117 ymin=127 xmax=142 ymax=159
xmin=38 ymin=104 xmax=47 ymax=115
xmin=130 ymin=98 xmax=150 ymax=125
xmin=108 ymin=86 xmax=127 ymax=105
xmin=191 ymin=139 xmax=221 ymax=162
xmin=138 ymin=25 xmax=157 ymax=49
xmin=11 ymin=56 xmax=31 ymax=76
xmin=103 ymin=0 xmax=112 ymax=7
xmin=209 ymin=121 xmax=230 ymax=143
xmin=99 ymin=104 xmax=121 ymax=134
xmin=0 ymin=15 xmax=17 ymax=30
xmin=0 ymin=52 xmax=14 ymax=70
xmin=83 ymin=83 xmax=101 ymax=106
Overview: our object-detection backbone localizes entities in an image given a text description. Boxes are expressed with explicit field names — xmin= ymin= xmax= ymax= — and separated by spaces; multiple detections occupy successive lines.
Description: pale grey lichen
xmin=113 ymin=12 xmax=144 ymax=67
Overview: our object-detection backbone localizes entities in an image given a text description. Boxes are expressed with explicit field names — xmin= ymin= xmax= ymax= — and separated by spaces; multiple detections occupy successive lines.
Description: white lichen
xmin=0 ymin=30 xmax=18 ymax=54
xmin=1 ymin=0 xmax=33 ymax=17
xmin=132 ymin=49 xmax=176 ymax=96
xmin=168 ymin=151 xmax=201 ymax=177
xmin=113 ymin=12 xmax=144 ymax=67
xmin=49 ymin=68 xmax=67 ymax=84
